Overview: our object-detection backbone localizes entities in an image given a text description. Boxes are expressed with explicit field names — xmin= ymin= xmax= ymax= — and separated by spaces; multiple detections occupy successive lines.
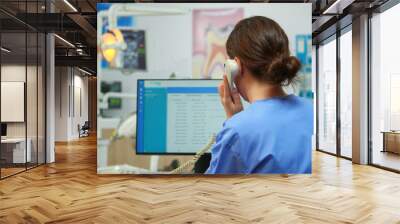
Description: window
xmin=0 ymin=0 xmax=47 ymax=179
xmin=312 ymin=45 xmax=317 ymax=150
xmin=339 ymin=28 xmax=352 ymax=158
xmin=370 ymin=3 xmax=400 ymax=171
xmin=317 ymin=36 xmax=337 ymax=154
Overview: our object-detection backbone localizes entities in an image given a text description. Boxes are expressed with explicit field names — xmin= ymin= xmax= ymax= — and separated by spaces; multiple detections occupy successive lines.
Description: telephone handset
xmin=169 ymin=134 xmax=216 ymax=174
xmin=224 ymin=59 xmax=240 ymax=90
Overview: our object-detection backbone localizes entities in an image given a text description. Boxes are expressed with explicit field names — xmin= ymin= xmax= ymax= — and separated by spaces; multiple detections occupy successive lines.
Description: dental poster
xmin=192 ymin=8 xmax=244 ymax=79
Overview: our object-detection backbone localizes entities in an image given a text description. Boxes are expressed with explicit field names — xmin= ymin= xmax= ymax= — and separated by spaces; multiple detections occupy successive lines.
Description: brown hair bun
xmin=265 ymin=56 xmax=301 ymax=86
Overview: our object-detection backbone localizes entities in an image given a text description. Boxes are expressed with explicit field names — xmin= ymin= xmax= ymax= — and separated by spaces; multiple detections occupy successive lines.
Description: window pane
xmin=27 ymin=31 xmax=38 ymax=169
xmin=340 ymin=29 xmax=352 ymax=158
xmin=38 ymin=32 xmax=46 ymax=165
xmin=1 ymin=31 xmax=28 ymax=177
xmin=0 ymin=0 xmax=46 ymax=178
xmin=312 ymin=45 xmax=317 ymax=151
xmin=371 ymin=4 xmax=400 ymax=171
xmin=318 ymin=37 xmax=337 ymax=154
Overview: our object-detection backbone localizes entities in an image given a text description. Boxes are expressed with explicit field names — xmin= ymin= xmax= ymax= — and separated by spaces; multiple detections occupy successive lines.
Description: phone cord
xmin=169 ymin=134 xmax=216 ymax=174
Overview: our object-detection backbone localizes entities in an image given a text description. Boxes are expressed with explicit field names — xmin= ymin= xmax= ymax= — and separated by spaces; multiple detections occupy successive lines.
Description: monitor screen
xmin=136 ymin=79 xmax=225 ymax=155
xmin=1 ymin=123 xmax=7 ymax=137
xmin=101 ymin=81 xmax=122 ymax=93
xmin=108 ymin=98 xmax=122 ymax=109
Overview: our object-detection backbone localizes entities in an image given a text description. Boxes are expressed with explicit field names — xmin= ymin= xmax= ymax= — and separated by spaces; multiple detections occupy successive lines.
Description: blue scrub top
xmin=206 ymin=94 xmax=313 ymax=174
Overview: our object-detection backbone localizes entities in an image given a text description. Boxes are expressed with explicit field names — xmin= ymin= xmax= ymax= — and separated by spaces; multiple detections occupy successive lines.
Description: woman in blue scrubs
xmin=206 ymin=16 xmax=313 ymax=174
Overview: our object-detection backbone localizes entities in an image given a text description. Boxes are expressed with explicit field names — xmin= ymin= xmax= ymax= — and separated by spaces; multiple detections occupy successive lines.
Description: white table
xmin=1 ymin=138 xmax=31 ymax=163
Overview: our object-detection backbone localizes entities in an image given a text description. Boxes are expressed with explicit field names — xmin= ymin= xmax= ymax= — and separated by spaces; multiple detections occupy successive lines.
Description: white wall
xmin=72 ymin=74 xmax=89 ymax=138
xmin=55 ymin=67 xmax=68 ymax=141
xmin=1 ymin=65 xmax=38 ymax=137
xmin=55 ymin=67 xmax=89 ymax=141
xmin=1 ymin=65 xmax=26 ymax=140
xmin=1 ymin=65 xmax=26 ymax=81
xmin=78 ymin=75 xmax=89 ymax=123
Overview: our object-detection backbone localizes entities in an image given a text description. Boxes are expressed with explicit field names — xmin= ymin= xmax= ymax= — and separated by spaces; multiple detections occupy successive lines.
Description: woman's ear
xmin=234 ymin=57 xmax=243 ymax=76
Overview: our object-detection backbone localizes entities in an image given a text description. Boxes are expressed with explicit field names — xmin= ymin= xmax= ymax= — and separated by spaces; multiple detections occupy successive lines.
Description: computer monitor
xmin=108 ymin=98 xmax=122 ymax=109
xmin=136 ymin=79 xmax=225 ymax=155
xmin=101 ymin=81 xmax=122 ymax=93
xmin=1 ymin=123 xmax=7 ymax=137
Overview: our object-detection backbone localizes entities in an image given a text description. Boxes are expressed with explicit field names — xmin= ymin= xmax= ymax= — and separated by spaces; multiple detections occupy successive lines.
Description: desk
xmin=1 ymin=138 xmax=31 ymax=163
xmin=381 ymin=131 xmax=400 ymax=154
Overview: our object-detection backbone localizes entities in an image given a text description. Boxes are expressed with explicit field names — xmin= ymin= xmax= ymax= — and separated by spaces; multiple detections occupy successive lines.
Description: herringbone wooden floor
xmin=1 ymin=135 xmax=400 ymax=224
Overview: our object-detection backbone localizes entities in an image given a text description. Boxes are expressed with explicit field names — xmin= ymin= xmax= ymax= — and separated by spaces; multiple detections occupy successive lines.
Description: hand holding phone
xmin=219 ymin=75 xmax=243 ymax=119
